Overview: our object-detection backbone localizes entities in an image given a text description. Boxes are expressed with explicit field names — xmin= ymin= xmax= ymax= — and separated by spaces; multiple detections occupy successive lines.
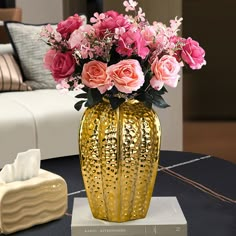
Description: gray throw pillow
xmin=5 ymin=22 xmax=56 ymax=90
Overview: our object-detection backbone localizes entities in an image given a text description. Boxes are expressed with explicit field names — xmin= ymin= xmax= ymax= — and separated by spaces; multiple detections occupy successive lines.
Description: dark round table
xmin=3 ymin=151 xmax=236 ymax=236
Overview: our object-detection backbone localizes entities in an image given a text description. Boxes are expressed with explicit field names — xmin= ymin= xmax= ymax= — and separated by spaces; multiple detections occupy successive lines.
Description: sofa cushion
xmin=0 ymin=53 xmax=32 ymax=91
xmin=0 ymin=43 xmax=14 ymax=54
xmin=1 ymin=89 xmax=85 ymax=161
xmin=4 ymin=22 xmax=56 ymax=90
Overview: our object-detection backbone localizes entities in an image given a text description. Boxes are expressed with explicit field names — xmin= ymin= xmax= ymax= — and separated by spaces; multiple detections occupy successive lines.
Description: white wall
xmin=104 ymin=0 xmax=183 ymax=151
xmin=16 ymin=0 xmax=63 ymax=24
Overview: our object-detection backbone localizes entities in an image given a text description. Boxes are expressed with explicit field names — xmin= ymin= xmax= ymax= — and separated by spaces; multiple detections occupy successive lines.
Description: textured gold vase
xmin=79 ymin=99 xmax=161 ymax=222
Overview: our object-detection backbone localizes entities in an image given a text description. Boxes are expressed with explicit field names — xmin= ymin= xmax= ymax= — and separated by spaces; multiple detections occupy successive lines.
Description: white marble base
xmin=71 ymin=197 xmax=187 ymax=236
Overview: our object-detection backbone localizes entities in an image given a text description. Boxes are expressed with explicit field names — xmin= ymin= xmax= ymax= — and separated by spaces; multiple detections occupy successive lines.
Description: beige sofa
xmin=0 ymin=20 xmax=85 ymax=168
xmin=0 ymin=89 xmax=84 ymax=168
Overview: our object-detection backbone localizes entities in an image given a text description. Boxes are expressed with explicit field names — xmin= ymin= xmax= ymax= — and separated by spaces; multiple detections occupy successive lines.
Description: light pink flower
xmin=169 ymin=17 xmax=183 ymax=35
xmin=90 ymin=12 xmax=105 ymax=24
xmin=69 ymin=25 xmax=95 ymax=49
xmin=56 ymin=79 xmax=70 ymax=92
xmin=155 ymin=34 xmax=169 ymax=50
xmin=54 ymin=32 xmax=62 ymax=42
xmin=137 ymin=7 xmax=145 ymax=22
xmin=123 ymin=0 xmax=138 ymax=12
xmin=150 ymin=55 xmax=181 ymax=90
xmin=107 ymin=59 xmax=144 ymax=93
xmin=81 ymin=60 xmax=111 ymax=94
xmin=141 ymin=25 xmax=156 ymax=47
xmin=181 ymin=37 xmax=206 ymax=70
xmin=40 ymin=24 xmax=62 ymax=43
xmin=44 ymin=49 xmax=75 ymax=81
xmin=57 ymin=14 xmax=83 ymax=39
xmin=40 ymin=24 xmax=53 ymax=37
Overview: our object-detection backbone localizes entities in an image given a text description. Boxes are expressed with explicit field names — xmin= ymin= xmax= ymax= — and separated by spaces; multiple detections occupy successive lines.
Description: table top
xmin=2 ymin=151 xmax=236 ymax=236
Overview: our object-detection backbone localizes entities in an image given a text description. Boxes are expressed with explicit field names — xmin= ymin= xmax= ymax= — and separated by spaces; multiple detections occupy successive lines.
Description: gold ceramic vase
xmin=79 ymin=99 xmax=161 ymax=222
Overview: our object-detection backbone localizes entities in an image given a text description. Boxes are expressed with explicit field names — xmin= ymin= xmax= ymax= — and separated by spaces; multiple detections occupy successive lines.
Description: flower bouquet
xmin=40 ymin=0 xmax=206 ymax=222
xmin=40 ymin=0 xmax=206 ymax=111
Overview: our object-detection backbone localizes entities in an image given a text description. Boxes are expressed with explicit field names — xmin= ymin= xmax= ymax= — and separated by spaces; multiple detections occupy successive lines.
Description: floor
xmin=183 ymin=121 xmax=236 ymax=164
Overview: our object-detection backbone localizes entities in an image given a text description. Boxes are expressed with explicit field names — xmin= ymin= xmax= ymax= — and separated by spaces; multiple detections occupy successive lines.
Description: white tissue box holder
xmin=0 ymin=169 xmax=67 ymax=234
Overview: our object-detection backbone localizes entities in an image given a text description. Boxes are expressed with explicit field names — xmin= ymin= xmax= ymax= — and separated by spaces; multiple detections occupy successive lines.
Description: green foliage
xmin=85 ymin=88 xmax=103 ymax=107
xmin=74 ymin=100 xmax=86 ymax=111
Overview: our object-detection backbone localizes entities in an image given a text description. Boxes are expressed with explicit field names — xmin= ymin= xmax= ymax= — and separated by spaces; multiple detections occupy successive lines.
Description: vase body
xmin=79 ymin=99 xmax=161 ymax=222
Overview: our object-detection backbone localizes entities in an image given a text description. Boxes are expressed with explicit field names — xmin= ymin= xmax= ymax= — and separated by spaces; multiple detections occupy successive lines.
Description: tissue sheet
xmin=0 ymin=149 xmax=40 ymax=183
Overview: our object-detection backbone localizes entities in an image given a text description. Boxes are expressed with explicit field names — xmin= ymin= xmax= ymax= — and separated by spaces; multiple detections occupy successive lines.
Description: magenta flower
xmin=93 ymin=10 xmax=130 ymax=37
xmin=181 ymin=37 xmax=206 ymax=70
xmin=57 ymin=14 xmax=83 ymax=39
xmin=116 ymin=30 xmax=149 ymax=59
xmin=44 ymin=49 xmax=75 ymax=81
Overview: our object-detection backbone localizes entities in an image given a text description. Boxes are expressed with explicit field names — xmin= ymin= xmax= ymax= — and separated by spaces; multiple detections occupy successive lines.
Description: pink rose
xmin=57 ymin=14 xmax=83 ymax=39
xmin=181 ymin=37 xmax=206 ymax=70
xmin=44 ymin=49 xmax=75 ymax=81
xmin=150 ymin=55 xmax=181 ymax=90
xmin=81 ymin=60 xmax=111 ymax=94
xmin=107 ymin=59 xmax=144 ymax=94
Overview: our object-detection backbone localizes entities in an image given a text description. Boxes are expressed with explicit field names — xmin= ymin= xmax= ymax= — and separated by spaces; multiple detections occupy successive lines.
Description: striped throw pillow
xmin=0 ymin=54 xmax=32 ymax=91
xmin=5 ymin=22 xmax=56 ymax=90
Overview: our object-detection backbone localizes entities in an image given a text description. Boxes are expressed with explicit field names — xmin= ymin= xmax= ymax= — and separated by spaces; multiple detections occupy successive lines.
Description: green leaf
xmin=152 ymin=95 xmax=170 ymax=108
xmin=109 ymin=97 xmax=125 ymax=110
xmin=135 ymin=93 xmax=152 ymax=109
xmin=81 ymin=87 xmax=89 ymax=93
xmin=74 ymin=100 xmax=86 ymax=111
xmin=146 ymin=89 xmax=170 ymax=108
xmin=75 ymin=93 xmax=88 ymax=99
xmin=158 ymin=86 xmax=168 ymax=95
xmin=86 ymin=88 xmax=103 ymax=107
xmin=143 ymin=100 xmax=152 ymax=109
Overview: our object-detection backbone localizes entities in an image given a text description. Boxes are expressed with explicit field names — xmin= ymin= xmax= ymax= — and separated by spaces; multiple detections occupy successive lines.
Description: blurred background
xmin=182 ymin=0 xmax=236 ymax=163
xmin=1 ymin=0 xmax=235 ymax=163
